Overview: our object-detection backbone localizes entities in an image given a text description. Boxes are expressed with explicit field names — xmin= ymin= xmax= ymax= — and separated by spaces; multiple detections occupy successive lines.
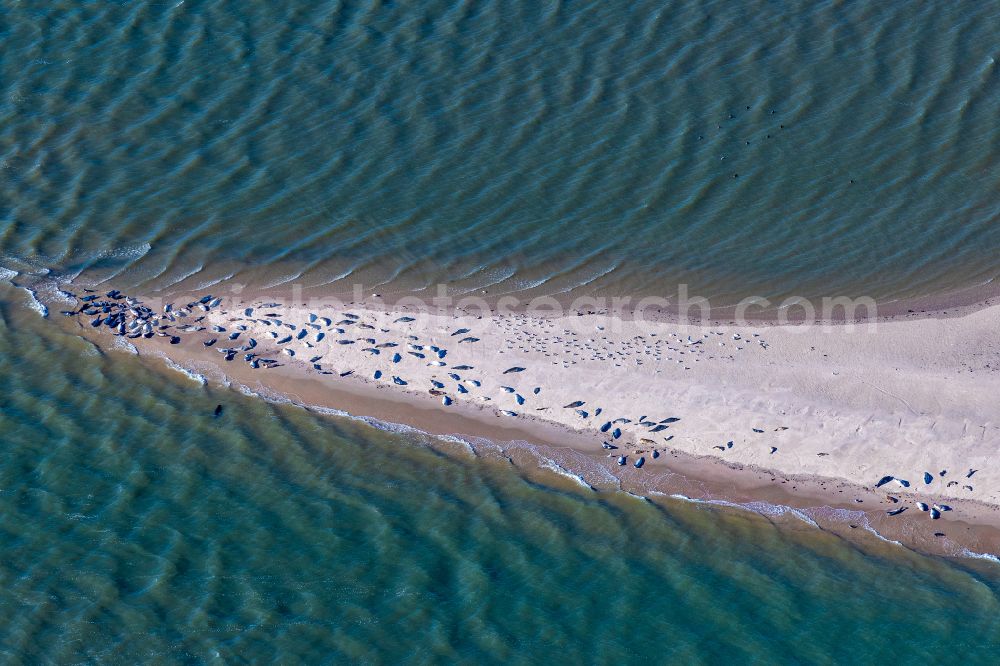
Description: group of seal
xmin=60 ymin=289 xmax=283 ymax=370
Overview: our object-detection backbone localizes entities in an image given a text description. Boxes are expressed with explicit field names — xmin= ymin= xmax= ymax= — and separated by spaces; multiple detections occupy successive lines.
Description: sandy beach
xmin=58 ymin=287 xmax=1000 ymax=556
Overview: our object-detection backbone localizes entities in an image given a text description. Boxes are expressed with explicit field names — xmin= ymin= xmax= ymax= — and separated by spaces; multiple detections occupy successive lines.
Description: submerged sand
xmin=57 ymin=287 xmax=1000 ymax=557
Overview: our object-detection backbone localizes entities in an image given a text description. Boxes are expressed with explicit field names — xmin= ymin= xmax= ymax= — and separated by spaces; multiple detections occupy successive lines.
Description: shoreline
xmin=206 ymin=267 xmax=998 ymax=325
xmin=43 ymin=282 xmax=1000 ymax=560
xmin=36 ymin=252 xmax=1000 ymax=325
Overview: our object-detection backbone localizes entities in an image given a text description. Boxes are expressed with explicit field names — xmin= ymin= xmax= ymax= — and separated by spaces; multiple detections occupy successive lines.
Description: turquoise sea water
xmin=3 ymin=0 xmax=1000 ymax=660
xmin=2 ymin=297 xmax=1000 ymax=661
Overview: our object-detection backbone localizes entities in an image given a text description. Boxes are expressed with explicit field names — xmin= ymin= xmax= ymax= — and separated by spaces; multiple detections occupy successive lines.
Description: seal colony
xmin=58 ymin=287 xmax=1000 ymax=541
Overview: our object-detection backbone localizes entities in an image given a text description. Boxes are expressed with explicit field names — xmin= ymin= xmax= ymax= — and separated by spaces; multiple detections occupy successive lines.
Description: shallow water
xmin=3 ymin=0 xmax=1000 ymax=660
xmin=3 ymin=287 xmax=1000 ymax=661
xmin=1 ymin=0 xmax=998 ymax=303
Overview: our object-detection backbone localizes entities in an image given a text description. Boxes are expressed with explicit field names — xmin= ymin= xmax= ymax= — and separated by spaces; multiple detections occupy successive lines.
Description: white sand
xmin=188 ymin=297 xmax=1000 ymax=507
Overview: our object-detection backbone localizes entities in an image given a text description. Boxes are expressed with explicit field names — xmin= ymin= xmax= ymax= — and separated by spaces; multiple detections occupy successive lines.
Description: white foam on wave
xmin=80 ymin=340 xmax=101 ymax=357
xmin=514 ymin=276 xmax=549 ymax=291
xmin=549 ymin=260 xmax=620 ymax=296
xmin=190 ymin=272 xmax=236 ymax=291
xmin=305 ymin=403 xmax=476 ymax=453
xmin=958 ymin=549 xmax=1000 ymax=564
xmin=668 ymin=495 xmax=911 ymax=547
xmin=18 ymin=277 xmax=78 ymax=319
xmin=477 ymin=436 xmax=620 ymax=488
xmin=18 ymin=287 xmax=48 ymax=317
xmin=212 ymin=373 xmax=477 ymax=454
xmin=310 ymin=404 xmax=428 ymax=436
xmin=538 ymin=458 xmax=595 ymax=490
xmin=865 ymin=528 xmax=902 ymax=547
xmin=157 ymin=263 xmax=206 ymax=290
xmin=94 ymin=241 xmax=152 ymax=263
xmin=0 ymin=254 xmax=57 ymax=278
xmin=162 ymin=358 xmax=207 ymax=386
xmin=112 ymin=338 xmax=139 ymax=355
xmin=86 ymin=242 xmax=153 ymax=284
xmin=668 ymin=494 xmax=820 ymax=528
xmin=260 ymin=270 xmax=304 ymax=289
xmin=237 ymin=384 xmax=263 ymax=399
xmin=449 ymin=263 xmax=518 ymax=296
xmin=304 ymin=264 xmax=360 ymax=289
xmin=805 ymin=506 xmax=902 ymax=546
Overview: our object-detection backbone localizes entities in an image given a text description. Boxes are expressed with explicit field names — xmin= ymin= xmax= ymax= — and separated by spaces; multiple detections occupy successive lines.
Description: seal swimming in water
xmin=214 ymin=405 xmax=223 ymax=417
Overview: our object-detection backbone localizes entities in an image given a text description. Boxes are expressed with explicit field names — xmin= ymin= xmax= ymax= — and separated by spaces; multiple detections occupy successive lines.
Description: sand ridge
xmin=56 ymin=286 xmax=1000 ymax=552
xmin=188 ymin=295 xmax=1000 ymax=507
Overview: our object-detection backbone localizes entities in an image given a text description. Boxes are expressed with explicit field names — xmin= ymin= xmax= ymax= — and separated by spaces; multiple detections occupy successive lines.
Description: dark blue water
xmin=1 ymin=0 xmax=997 ymax=302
